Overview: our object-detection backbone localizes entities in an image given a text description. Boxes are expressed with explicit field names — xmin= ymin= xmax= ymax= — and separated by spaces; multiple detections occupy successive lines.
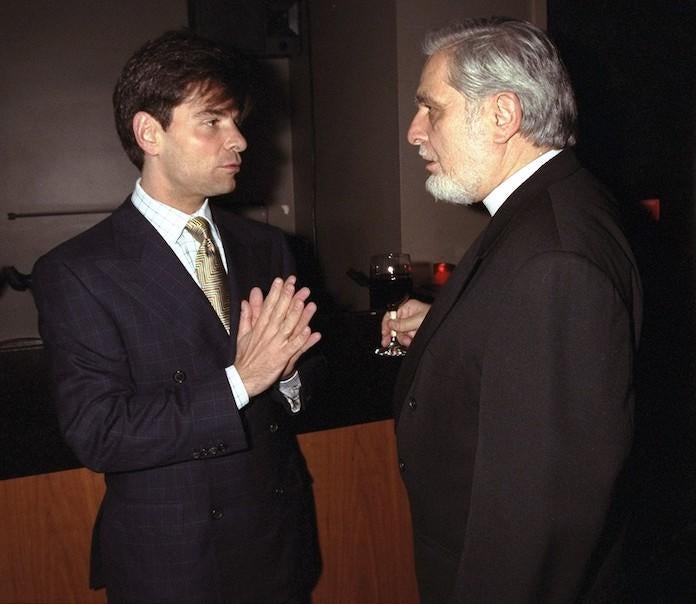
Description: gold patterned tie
xmin=185 ymin=217 xmax=231 ymax=333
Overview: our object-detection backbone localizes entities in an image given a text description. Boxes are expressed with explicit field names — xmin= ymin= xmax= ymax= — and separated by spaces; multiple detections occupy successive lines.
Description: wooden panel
xmin=299 ymin=420 xmax=419 ymax=604
xmin=0 ymin=420 xmax=417 ymax=603
xmin=0 ymin=468 xmax=105 ymax=604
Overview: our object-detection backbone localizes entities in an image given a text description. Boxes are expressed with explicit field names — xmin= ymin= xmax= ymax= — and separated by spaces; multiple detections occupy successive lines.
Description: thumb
xmin=390 ymin=314 xmax=421 ymax=333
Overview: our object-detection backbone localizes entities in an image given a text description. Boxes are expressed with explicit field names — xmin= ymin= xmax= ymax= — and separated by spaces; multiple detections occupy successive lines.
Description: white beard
xmin=425 ymin=172 xmax=478 ymax=206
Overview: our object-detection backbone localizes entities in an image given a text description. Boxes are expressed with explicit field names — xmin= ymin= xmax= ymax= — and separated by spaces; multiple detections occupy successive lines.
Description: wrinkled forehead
xmin=422 ymin=51 xmax=452 ymax=85
xmin=415 ymin=52 xmax=456 ymax=101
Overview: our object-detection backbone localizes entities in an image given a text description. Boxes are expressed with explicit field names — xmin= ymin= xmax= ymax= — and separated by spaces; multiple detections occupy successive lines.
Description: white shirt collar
xmin=131 ymin=179 xmax=217 ymax=246
xmin=482 ymin=149 xmax=563 ymax=216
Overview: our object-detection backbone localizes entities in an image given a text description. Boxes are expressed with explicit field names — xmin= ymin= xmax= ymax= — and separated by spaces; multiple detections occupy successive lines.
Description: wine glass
xmin=371 ymin=253 xmax=412 ymax=357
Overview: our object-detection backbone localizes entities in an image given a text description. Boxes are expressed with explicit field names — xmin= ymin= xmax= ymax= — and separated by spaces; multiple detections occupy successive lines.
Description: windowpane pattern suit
xmin=32 ymin=199 xmax=321 ymax=603
xmin=394 ymin=151 xmax=642 ymax=603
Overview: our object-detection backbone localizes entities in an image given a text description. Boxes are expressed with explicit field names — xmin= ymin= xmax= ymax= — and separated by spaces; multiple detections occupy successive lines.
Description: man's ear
xmin=132 ymin=111 xmax=162 ymax=157
xmin=492 ymin=92 xmax=522 ymax=144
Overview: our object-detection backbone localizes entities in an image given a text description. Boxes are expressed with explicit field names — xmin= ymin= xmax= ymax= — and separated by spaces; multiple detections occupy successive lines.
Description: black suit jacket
xmin=32 ymin=199 xmax=320 ymax=604
xmin=394 ymin=151 xmax=642 ymax=603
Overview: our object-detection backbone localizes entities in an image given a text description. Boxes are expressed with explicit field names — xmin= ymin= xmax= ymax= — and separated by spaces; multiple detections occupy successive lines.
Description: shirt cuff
xmin=225 ymin=365 xmax=250 ymax=409
xmin=279 ymin=370 xmax=302 ymax=413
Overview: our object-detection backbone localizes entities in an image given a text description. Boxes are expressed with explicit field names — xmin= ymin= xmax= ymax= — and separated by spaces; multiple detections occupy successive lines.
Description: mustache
xmin=418 ymin=146 xmax=435 ymax=161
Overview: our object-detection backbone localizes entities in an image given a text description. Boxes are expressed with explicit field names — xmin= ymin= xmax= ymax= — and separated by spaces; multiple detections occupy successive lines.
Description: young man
xmin=33 ymin=30 xmax=321 ymax=603
xmin=385 ymin=18 xmax=642 ymax=603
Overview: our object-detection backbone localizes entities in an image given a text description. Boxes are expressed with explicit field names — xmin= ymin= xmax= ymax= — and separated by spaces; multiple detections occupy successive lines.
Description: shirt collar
xmin=482 ymin=149 xmax=562 ymax=217
xmin=131 ymin=179 xmax=215 ymax=246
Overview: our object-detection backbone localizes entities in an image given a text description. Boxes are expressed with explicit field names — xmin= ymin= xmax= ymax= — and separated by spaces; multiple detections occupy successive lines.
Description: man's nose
xmin=225 ymin=124 xmax=247 ymax=152
xmin=407 ymin=111 xmax=426 ymax=146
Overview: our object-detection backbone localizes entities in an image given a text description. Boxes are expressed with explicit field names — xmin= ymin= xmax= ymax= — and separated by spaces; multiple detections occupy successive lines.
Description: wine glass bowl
xmin=370 ymin=253 xmax=412 ymax=357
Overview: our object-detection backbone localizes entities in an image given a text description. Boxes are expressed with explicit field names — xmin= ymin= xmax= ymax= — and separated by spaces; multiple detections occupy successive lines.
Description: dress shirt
xmin=131 ymin=180 xmax=302 ymax=410
xmin=482 ymin=148 xmax=562 ymax=216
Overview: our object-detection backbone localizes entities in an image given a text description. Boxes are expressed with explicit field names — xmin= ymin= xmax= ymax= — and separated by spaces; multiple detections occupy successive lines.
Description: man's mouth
xmin=418 ymin=147 xmax=437 ymax=166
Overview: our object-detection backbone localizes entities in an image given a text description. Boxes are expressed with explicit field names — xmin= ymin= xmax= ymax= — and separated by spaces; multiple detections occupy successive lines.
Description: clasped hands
xmin=380 ymin=299 xmax=432 ymax=348
xmin=235 ymin=276 xmax=320 ymax=398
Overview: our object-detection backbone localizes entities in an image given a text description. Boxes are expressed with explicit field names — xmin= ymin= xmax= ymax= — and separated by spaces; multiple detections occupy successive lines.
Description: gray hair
xmin=424 ymin=17 xmax=577 ymax=148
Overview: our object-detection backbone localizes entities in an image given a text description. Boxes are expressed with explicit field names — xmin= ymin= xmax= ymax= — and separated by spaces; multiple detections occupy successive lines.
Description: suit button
xmin=408 ymin=397 xmax=417 ymax=410
xmin=398 ymin=460 xmax=406 ymax=472
xmin=273 ymin=487 xmax=285 ymax=496
xmin=173 ymin=370 xmax=186 ymax=383
xmin=210 ymin=508 xmax=224 ymax=520
xmin=269 ymin=423 xmax=279 ymax=433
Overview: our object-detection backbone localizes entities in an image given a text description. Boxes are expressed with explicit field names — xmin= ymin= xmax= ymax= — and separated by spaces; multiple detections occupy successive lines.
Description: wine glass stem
xmin=389 ymin=309 xmax=398 ymax=341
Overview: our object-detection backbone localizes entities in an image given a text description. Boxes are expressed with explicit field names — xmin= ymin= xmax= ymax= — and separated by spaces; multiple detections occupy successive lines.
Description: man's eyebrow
xmin=194 ymin=106 xmax=239 ymax=118
xmin=415 ymin=93 xmax=436 ymax=107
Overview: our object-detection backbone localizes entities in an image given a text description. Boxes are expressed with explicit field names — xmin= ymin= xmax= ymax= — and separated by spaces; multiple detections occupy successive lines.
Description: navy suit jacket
xmin=394 ymin=151 xmax=643 ymax=603
xmin=33 ymin=199 xmax=320 ymax=604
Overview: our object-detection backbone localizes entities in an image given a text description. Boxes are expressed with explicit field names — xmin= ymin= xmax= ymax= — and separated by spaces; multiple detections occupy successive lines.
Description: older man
xmin=384 ymin=17 xmax=642 ymax=603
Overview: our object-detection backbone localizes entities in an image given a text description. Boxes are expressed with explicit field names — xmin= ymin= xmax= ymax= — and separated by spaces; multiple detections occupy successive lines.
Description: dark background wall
xmin=549 ymin=1 xmax=696 ymax=600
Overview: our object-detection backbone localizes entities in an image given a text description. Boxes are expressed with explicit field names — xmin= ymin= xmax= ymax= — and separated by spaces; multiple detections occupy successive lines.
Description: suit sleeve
xmin=32 ymin=254 xmax=249 ymax=474
xmin=270 ymin=231 xmax=327 ymax=415
xmin=452 ymin=251 xmax=636 ymax=602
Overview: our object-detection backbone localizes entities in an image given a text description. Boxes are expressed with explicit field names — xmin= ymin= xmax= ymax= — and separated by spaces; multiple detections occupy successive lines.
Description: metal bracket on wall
xmin=1 ymin=266 xmax=32 ymax=292
xmin=7 ymin=209 xmax=115 ymax=220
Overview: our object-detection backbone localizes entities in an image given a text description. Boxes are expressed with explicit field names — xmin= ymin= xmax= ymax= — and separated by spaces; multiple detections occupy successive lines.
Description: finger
xmin=248 ymin=287 xmax=264 ymax=326
xmin=281 ymin=287 xmax=311 ymax=329
xmin=280 ymin=297 xmax=306 ymax=338
xmin=237 ymin=300 xmax=251 ymax=342
xmin=297 ymin=330 xmax=322 ymax=357
xmin=266 ymin=278 xmax=297 ymax=330
xmin=389 ymin=314 xmax=423 ymax=333
xmin=287 ymin=326 xmax=320 ymax=357
xmin=396 ymin=300 xmax=416 ymax=319
xmin=286 ymin=330 xmax=322 ymax=371
xmin=292 ymin=286 xmax=311 ymax=303
xmin=397 ymin=334 xmax=413 ymax=347
xmin=284 ymin=287 xmax=311 ymax=329
xmin=397 ymin=299 xmax=426 ymax=318
xmin=284 ymin=299 xmax=317 ymax=340
xmin=254 ymin=278 xmax=286 ymax=330
xmin=381 ymin=311 xmax=392 ymax=337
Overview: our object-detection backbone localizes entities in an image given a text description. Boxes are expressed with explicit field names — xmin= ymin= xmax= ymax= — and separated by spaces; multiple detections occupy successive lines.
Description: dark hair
xmin=424 ymin=17 xmax=577 ymax=148
xmin=113 ymin=29 xmax=250 ymax=169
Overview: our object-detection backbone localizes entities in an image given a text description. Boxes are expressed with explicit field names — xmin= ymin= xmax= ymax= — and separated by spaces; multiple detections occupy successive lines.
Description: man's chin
xmin=208 ymin=181 xmax=237 ymax=198
xmin=425 ymin=175 xmax=476 ymax=206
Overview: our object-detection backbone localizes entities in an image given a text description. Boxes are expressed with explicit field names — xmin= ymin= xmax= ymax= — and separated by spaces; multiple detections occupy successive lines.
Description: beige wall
xmin=397 ymin=0 xmax=544 ymax=270
xmin=305 ymin=0 xmax=547 ymax=310
xmin=0 ymin=1 xmax=188 ymax=341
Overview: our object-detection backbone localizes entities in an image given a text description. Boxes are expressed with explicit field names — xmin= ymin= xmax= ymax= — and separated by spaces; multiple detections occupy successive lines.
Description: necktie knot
xmin=185 ymin=216 xmax=212 ymax=244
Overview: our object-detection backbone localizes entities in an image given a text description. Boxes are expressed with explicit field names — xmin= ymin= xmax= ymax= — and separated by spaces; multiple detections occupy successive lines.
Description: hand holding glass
xmin=371 ymin=253 xmax=412 ymax=357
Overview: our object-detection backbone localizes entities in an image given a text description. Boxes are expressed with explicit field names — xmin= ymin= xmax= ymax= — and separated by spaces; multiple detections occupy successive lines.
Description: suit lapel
xmin=97 ymin=201 xmax=232 ymax=354
xmin=393 ymin=150 xmax=583 ymax=419
xmin=392 ymin=230 xmax=485 ymax=415
xmin=214 ymin=213 xmax=256 ymax=361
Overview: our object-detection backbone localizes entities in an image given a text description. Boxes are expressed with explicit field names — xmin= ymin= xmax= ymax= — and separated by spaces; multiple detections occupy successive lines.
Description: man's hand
xmin=381 ymin=299 xmax=431 ymax=348
xmin=235 ymin=276 xmax=320 ymax=397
